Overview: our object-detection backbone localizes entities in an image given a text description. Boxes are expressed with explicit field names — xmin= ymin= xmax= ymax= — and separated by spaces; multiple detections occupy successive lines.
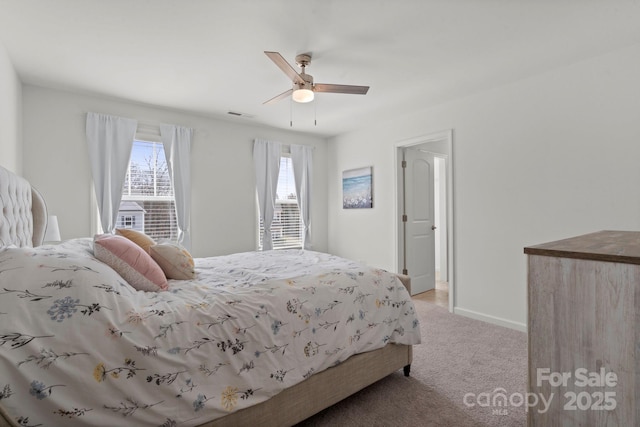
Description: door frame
xmin=394 ymin=129 xmax=455 ymax=312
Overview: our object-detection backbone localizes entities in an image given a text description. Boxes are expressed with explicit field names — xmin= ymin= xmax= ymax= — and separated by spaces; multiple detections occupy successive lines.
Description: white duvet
xmin=0 ymin=238 xmax=420 ymax=426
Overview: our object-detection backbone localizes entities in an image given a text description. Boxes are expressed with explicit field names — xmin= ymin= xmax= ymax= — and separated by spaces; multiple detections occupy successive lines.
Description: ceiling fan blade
xmin=264 ymin=51 xmax=305 ymax=85
xmin=263 ymin=88 xmax=293 ymax=105
xmin=313 ymin=83 xmax=369 ymax=95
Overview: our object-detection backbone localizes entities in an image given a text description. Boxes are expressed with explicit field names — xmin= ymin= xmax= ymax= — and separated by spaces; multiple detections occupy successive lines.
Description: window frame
xmin=120 ymin=139 xmax=177 ymax=240
xmin=92 ymin=137 xmax=178 ymax=240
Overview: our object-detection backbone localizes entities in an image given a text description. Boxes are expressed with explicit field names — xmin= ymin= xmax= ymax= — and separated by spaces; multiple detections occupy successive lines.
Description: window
xmin=259 ymin=156 xmax=303 ymax=250
xmin=121 ymin=215 xmax=135 ymax=228
xmin=119 ymin=140 xmax=177 ymax=240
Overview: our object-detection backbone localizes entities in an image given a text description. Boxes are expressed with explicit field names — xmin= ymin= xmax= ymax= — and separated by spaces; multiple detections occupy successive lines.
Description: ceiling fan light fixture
xmin=292 ymin=88 xmax=314 ymax=103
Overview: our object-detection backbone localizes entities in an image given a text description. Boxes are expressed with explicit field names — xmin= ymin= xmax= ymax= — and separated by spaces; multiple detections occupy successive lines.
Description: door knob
xmin=432 ymin=225 xmax=437 ymax=231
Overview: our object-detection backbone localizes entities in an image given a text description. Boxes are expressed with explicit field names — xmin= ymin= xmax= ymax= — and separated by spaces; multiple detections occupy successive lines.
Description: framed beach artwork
xmin=342 ymin=166 xmax=373 ymax=209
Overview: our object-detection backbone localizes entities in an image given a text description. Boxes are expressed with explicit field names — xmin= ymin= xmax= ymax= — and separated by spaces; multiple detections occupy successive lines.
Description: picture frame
xmin=342 ymin=166 xmax=373 ymax=209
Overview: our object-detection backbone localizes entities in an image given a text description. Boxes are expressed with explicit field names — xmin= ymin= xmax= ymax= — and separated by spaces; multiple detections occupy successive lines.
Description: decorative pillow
xmin=93 ymin=234 xmax=168 ymax=292
xmin=115 ymin=228 xmax=156 ymax=253
xmin=149 ymin=241 xmax=196 ymax=280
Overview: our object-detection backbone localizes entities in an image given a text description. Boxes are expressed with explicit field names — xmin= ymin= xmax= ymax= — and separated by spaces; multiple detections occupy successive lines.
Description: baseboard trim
xmin=453 ymin=307 xmax=527 ymax=332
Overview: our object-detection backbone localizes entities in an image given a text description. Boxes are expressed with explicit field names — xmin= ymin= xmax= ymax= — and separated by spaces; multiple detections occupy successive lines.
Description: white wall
xmin=328 ymin=43 xmax=640 ymax=329
xmin=22 ymin=86 xmax=328 ymax=257
xmin=0 ymin=42 xmax=21 ymax=173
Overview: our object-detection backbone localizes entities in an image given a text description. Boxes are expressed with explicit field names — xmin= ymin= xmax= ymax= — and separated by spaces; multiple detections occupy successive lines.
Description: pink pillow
xmin=93 ymin=234 xmax=168 ymax=292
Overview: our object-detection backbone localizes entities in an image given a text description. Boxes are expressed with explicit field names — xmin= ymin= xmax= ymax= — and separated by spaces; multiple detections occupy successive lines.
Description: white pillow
xmin=149 ymin=241 xmax=196 ymax=280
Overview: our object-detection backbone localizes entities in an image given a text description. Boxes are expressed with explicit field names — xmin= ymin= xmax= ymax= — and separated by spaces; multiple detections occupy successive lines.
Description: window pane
xmin=120 ymin=140 xmax=177 ymax=240
xmin=277 ymin=157 xmax=296 ymax=201
xmin=124 ymin=141 xmax=173 ymax=198
xmin=259 ymin=156 xmax=303 ymax=250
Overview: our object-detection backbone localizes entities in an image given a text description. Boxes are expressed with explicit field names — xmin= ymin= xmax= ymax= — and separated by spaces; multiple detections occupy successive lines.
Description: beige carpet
xmin=296 ymin=299 xmax=527 ymax=427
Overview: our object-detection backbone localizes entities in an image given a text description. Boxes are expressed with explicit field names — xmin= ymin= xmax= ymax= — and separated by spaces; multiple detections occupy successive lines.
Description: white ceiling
xmin=1 ymin=0 xmax=640 ymax=137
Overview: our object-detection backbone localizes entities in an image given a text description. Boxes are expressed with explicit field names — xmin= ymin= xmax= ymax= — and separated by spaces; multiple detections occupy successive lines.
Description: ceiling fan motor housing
xmin=295 ymin=53 xmax=312 ymax=67
xmin=295 ymin=72 xmax=314 ymax=91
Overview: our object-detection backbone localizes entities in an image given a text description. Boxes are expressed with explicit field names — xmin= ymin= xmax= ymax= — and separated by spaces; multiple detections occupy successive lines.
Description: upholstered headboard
xmin=0 ymin=165 xmax=47 ymax=247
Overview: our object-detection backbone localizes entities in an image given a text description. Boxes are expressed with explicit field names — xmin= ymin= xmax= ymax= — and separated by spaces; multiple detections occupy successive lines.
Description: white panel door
xmin=404 ymin=148 xmax=435 ymax=295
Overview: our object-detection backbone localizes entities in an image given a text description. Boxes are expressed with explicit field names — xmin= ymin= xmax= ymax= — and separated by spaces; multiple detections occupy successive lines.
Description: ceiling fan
xmin=263 ymin=51 xmax=369 ymax=104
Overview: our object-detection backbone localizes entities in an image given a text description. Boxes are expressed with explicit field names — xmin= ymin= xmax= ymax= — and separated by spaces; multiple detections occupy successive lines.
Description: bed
xmin=0 ymin=165 xmax=420 ymax=427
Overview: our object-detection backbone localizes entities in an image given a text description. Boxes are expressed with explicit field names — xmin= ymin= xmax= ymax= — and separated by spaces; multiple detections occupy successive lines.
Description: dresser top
xmin=524 ymin=230 xmax=640 ymax=264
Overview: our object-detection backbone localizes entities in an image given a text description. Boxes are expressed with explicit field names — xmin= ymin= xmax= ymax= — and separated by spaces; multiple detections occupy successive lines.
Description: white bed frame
xmin=0 ymin=165 xmax=412 ymax=427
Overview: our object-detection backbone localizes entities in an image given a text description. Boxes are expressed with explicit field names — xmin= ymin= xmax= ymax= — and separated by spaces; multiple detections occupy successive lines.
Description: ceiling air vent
xmin=227 ymin=111 xmax=255 ymax=119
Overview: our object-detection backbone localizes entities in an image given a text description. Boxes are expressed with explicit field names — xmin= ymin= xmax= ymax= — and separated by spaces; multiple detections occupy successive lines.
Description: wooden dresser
xmin=525 ymin=231 xmax=640 ymax=426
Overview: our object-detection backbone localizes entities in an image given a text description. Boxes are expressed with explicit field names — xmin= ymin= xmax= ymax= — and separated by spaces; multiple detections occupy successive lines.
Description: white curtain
xmin=291 ymin=144 xmax=313 ymax=250
xmin=160 ymin=124 xmax=193 ymax=250
xmin=86 ymin=112 xmax=137 ymax=234
xmin=254 ymin=139 xmax=281 ymax=250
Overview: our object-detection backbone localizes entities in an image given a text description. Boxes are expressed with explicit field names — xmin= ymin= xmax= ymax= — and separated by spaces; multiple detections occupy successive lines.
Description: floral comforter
xmin=0 ymin=238 xmax=420 ymax=426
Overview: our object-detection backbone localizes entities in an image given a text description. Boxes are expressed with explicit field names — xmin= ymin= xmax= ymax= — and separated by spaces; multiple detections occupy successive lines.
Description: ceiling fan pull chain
xmin=290 ymin=96 xmax=293 ymax=127
xmin=314 ymin=97 xmax=317 ymax=126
